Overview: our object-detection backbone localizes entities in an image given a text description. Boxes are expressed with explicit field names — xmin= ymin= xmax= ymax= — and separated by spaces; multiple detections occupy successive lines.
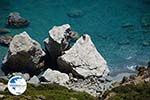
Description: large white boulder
xmin=57 ymin=34 xmax=109 ymax=78
xmin=40 ymin=68 xmax=69 ymax=85
xmin=2 ymin=32 xmax=45 ymax=74
xmin=44 ymin=24 xmax=71 ymax=62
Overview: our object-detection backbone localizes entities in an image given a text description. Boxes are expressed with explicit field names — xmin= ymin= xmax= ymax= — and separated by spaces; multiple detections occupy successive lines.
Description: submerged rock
xmin=44 ymin=24 xmax=78 ymax=64
xmin=57 ymin=34 xmax=109 ymax=78
xmin=6 ymin=12 xmax=30 ymax=28
xmin=141 ymin=14 xmax=150 ymax=28
xmin=40 ymin=68 xmax=69 ymax=85
xmin=67 ymin=9 xmax=84 ymax=18
xmin=2 ymin=32 xmax=45 ymax=75
xmin=121 ymin=23 xmax=134 ymax=28
xmin=0 ymin=35 xmax=13 ymax=47
xmin=142 ymin=41 xmax=150 ymax=46
xmin=0 ymin=28 xmax=10 ymax=34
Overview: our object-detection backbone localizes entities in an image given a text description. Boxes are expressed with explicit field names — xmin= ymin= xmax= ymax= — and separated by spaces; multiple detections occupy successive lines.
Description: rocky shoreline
xmin=0 ymin=24 xmax=111 ymax=97
xmin=0 ymin=23 xmax=149 ymax=99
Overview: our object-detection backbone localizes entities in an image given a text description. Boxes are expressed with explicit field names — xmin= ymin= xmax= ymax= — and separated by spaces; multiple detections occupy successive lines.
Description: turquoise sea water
xmin=0 ymin=0 xmax=150 ymax=75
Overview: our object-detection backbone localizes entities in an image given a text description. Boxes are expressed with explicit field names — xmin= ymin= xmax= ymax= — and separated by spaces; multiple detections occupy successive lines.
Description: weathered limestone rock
xmin=57 ymin=34 xmax=109 ymax=78
xmin=40 ymin=68 xmax=69 ymax=85
xmin=44 ymin=24 xmax=77 ymax=64
xmin=28 ymin=75 xmax=40 ymax=84
xmin=2 ymin=32 xmax=45 ymax=75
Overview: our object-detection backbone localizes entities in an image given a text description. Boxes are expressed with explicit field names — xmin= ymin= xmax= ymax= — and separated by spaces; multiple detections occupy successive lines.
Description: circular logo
xmin=7 ymin=75 xmax=27 ymax=95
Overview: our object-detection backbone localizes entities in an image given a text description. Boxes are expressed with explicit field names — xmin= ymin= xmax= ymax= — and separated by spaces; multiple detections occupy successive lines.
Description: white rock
xmin=49 ymin=24 xmax=70 ymax=44
xmin=41 ymin=68 xmax=69 ymax=85
xmin=2 ymin=32 xmax=45 ymax=74
xmin=44 ymin=24 xmax=71 ymax=62
xmin=57 ymin=34 xmax=109 ymax=78
xmin=28 ymin=75 xmax=40 ymax=84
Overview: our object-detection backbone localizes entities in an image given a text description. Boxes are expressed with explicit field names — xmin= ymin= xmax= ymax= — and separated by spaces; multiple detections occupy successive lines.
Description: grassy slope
xmin=0 ymin=78 xmax=96 ymax=100
xmin=103 ymin=82 xmax=150 ymax=100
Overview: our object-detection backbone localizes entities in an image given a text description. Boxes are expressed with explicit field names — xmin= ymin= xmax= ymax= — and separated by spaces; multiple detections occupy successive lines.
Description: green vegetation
xmin=103 ymin=82 xmax=150 ymax=100
xmin=0 ymin=83 xmax=96 ymax=100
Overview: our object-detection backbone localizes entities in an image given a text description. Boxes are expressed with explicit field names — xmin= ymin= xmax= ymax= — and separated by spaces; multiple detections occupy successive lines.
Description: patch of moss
xmin=0 ymin=83 xmax=97 ymax=100
xmin=104 ymin=82 xmax=150 ymax=100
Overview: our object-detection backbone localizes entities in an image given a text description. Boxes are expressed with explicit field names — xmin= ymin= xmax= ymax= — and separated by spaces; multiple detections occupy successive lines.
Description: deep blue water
xmin=0 ymin=0 xmax=150 ymax=75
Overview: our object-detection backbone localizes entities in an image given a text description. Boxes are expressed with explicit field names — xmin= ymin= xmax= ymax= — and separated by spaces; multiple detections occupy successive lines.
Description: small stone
xmin=28 ymin=75 xmax=40 ymax=85
xmin=0 ymin=94 xmax=5 ymax=99
xmin=40 ymin=68 xmax=69 ymax=85
xmin=144 ymin=78 xmax=150 ymax=83
xmin=36 ymin=95 xmax=46 ymax=100
xmin=0 ymin=83 xmax=7 ymax=91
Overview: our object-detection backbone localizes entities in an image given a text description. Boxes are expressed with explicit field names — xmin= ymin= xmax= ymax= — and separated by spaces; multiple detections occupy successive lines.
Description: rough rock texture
xmin=40 ymin=68 xmax=69 ymax=85
xmin=57 ymin=34 xmax=109 ymax=78
xmin=7 ymin=12 xmax=30 ymax=27
xmin=66 ymin=75 xmax=113 ymax=97
xmin=57 ymin=35 xmax=109 ymax=77
xmin=2 ymin=32 xmax=45 ymax=75
xmin=28 ymin=75 xmax=40 ymax=84
xmin=0 ymin=35 xmax=13 ymax=47
xmin=44 ymin=24 xmax=71 ymax=63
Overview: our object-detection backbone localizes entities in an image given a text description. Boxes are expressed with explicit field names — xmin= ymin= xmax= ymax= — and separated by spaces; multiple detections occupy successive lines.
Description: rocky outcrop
xmin=57 ymin=34 xmax=109 ymax=78
xmin=40 ymin=68 xmax=69 ymax=85
xmin=0 ymin=35 xmax=13 ymax=47
xmin=44 ymin=24 xmax=78 ymax=64
xmin=2 ymin=32 xmax=45 ymax=75
xmin=6 ymin=12 xmax=30 ymax=28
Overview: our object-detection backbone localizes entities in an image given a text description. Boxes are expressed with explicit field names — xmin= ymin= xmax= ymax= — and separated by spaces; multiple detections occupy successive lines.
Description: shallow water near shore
xmin=0 ymin=0 xmax=150 ymax=75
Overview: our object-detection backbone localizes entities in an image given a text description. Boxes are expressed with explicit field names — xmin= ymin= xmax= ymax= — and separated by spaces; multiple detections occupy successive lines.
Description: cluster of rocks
xmin=113 ymin=65 xmax=150 ymax=87
xmin=1 ymin=24 xmax=110 ymax=97
xmin=0 ymin=12 xmax=30 ymax=47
